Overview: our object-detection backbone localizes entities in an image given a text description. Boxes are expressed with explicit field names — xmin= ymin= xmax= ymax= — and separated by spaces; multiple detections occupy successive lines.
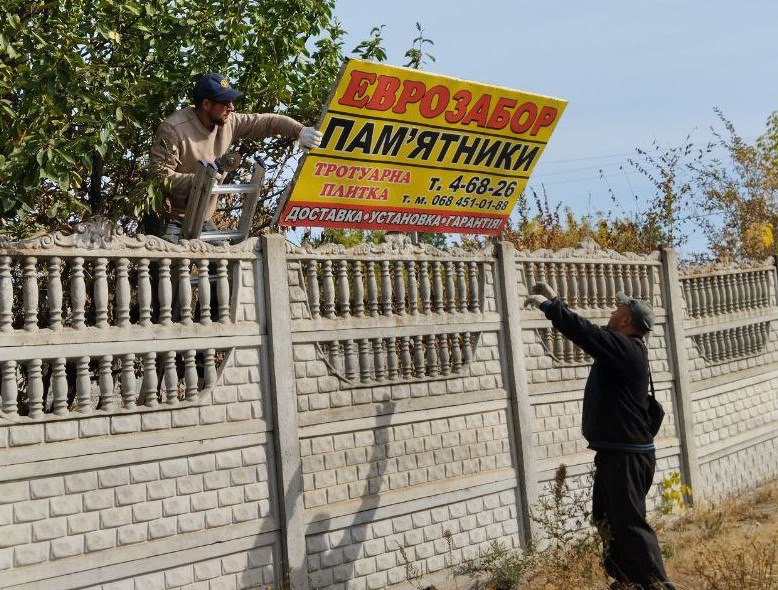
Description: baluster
xmin=197 ymin=259 xmax=211 ymax=325
xmin=734 ymin=272 xmax=746 ymax=313
xmin=689 ymin=279 xmax=700 ymax=318
xmin=344 ymin=340 xmax=358 ymax=381
xmin=380 ymin=260 xmax=393 ymax=316
xmin=758 ymin=323 xmax=768 ymax=350
xmin=337 ymin=260 xmax=351 ymax=317
xmin=120 ymin=354 xmax=136 ymax=410
xmin=628 ymin=264 xmax=639 ymax=298
xmin=1 ymin=361 xmax=18 ymax=417
xmin=612 ymin=264 xmax=624 ymax=300
xmin=98 ymin=355 xmax=116 ymax=411
xmin=576 ymin=264 xmax=588 ymax=307
xmin=461 ymin=332 xmax=473 ymax=364
xmin=366 ymin=262 xmax=379 ymax=317
xmin=696 ymin=278 xmax=707 ymax=317
xmin=469 ymin=262 xmax=480 ymax=313
xmin=306 ymin=260 xmax=321 ymax=319
xmin=702 ymin=276 xmax=713 ymax=316
xmin=604 ymin=264 xmax=615 ymax=307
xmin=178 ymin=259 xmax=192 ymax=325
xmin=352 ymin=261 xmax=365 ymax=316
xmin=594 ymin=263 xmax=605 ymax=307
xmin=735 ymin=327 xmax=745 ymax=358
xmin=716 ymin=331 xmax=727 ymax=361
xmin=23 ymin=256 xmax=39 ymax=331
xmin=556 ymin=263 xmax=568 ymax=305
xmin=746 ymin=272 xmax=757 ymax=310
xmin=114 ymin=258 xmax=130 ymax=328
xmin=537 ymin=261 xmax=547 ymax=287
xmin=0 ymin=257 xmax=12 ymax=333
xmin=419 ymin=261 xmax=431 ymax=314
xmin=587 ymin=263 xmax=597 ymax=308
xmin=394 ymin=261 xmax=406 ymax=316
xmin=373 ymin=339 xmax=386 ymax=381
xmin=748 ymin=325 xmax=758 ymax=355
xmin=526 ymin=262 xmax=537 ymax=291
xmin=682 ymin=280 xmax=693 ymax=317
xmin=450 ymin=334 xmax=463 ymax=373
xmin=216 ymin=259 xmax=230 ymax=322
xmin=137 ymin=258 xmax=152 ymax=326
xmin=543 ymin=328 xmax=554 ymax=355
xmin=709 ymin=331 xmax=721 ymax=362
xmin=399 ymin=336 xmax=413 ymax=378
xmin=760 ymin=270 xmax=769 ymax=307
xmin=359 ymin=339 xmax=372 ymax=382
xmin=48 ymin=257 xmax=63 ymax=330
xmin=75 ymin=356 xmax=92 ymax=414
xmin=158 ymin=258 xmax=173 ymax=326
xmin=26 ymin=359 xmax=44 ymax=419
xmin=564 ymin=339 xmax=576 ymax=364
xmin=716 ymin=275 xmax=727 ymax=315
xmin=163 ymin=351 xmax=179 ymax=405
xmin=203 ymin=348 xmax=217 ymax=391
xmin=413 ymin=335 xmax=426 ymax=377
xmin=444 ymin=261 xmax=455 ymax=314
xmin=93 ymin=258 xmax=108 ymax=329
xmin=426 ymin=335 xmax=439 ymax=377
xmin=546 ymin=263 xmax=558 ymax=303
xmin=567 ymin=263 xmax=578 ymax=307
xmin=142 ymin=352 xmax=159 ymax=408
xmin=456 ymin=261 xmax=468 ymax=312
xmin=184 ymin=350 xmax=198 ymax=402
xmin=329 ymin=341 xmax=344 ymax=375
xmin=432 ymin=261 xmax=444 ymax=313
xmin=321 ymin=260 xmax=336 ymax=319
xmin=386 ymin=337 xmax=399 ymax=380
xmin=554 ymin=329 xmax=565 ymax=360
xmin=725 ymin=274 xmax=735 ymax=314
xmin=406 ymin=261 xmax=419 ymax=316
xmin=50 ymin=358 xmax=68 ymax=416
xmin=438 ymin=334 xmax=450 ymax=375
xmin=700 ymin=333 xmax=711 ymax=361
xmin=639 ymin=265 xmax=649 ymax=300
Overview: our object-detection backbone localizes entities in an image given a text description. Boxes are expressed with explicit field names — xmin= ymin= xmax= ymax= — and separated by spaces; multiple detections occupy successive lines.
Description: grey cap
xmin=617 ymin=293 xmax=654 ymax=332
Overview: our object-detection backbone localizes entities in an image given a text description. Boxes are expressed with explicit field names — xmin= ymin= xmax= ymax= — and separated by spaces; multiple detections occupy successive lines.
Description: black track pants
xmin=592 ymin=451 xmax=675 ymax=590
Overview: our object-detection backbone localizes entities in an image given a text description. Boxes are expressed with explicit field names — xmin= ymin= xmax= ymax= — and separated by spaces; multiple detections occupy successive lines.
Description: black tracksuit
xmin=540 ymin=299 xmax=674 ymax=590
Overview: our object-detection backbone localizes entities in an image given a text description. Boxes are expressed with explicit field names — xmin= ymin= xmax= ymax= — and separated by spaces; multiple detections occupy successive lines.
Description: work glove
xmin=298 ymin=126 xmax=323 ymax=151
xmin=525 ymin=282 xmax=557 ymax=308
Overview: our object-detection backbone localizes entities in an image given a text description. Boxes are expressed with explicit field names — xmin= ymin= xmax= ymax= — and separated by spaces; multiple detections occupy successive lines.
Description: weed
xmin=659 ymin=471 xmax=692 ymax=515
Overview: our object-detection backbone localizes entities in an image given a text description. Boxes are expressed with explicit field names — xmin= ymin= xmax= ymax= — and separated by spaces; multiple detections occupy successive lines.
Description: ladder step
xmin=212 ymin=184 xmax=260 ymax=194
xmin=198 ymin=230 xmax=247 ymax=243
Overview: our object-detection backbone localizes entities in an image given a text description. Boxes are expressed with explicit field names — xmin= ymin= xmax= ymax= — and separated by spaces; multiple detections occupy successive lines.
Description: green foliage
xmin=404 ymin=22 xmax=435 ymax=70
xmin=693 ymin=109 xmax=778 ymax=260
xmin=659 ymin=471 xmax=692 ymax=515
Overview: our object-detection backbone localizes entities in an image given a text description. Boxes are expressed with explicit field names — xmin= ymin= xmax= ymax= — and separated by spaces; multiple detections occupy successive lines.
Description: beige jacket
xmin=149 ymin=106 xmax=303 ymax=220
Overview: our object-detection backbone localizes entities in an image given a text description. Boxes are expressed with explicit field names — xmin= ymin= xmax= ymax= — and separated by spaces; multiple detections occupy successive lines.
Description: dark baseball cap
xmin=617 ymin=293 xmax=654 ymax=332
xmin=193 ymin=73 xmax=243 ymax=103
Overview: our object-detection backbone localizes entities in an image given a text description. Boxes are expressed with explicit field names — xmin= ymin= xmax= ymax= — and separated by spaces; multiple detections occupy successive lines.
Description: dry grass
xmin=660 ymin=480 xmax=778 ymax=590
xmin=457 ymin=478 xmax=778 ymax=590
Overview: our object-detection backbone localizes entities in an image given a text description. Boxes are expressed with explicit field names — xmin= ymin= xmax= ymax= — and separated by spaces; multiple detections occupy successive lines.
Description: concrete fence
xmin=0 ymin=223 xmax=776 ymax=590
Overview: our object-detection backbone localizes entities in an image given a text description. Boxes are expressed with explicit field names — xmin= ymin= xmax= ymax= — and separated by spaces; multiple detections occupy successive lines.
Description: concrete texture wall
xmin=1 ymin=224 xmax=777 ymax=589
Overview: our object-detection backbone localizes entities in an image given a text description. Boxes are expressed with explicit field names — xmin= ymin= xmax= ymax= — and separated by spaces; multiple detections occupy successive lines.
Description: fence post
xmin=661 ymin=247 xmax=702 ymax=502
xmin=495 ymin=240 xmax=538 ymax=546
xmin=262 ymin=234 xmax=308 ymax=589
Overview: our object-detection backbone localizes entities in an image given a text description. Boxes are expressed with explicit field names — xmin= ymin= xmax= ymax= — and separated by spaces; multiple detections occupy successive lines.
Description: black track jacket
xmin=539 ymin=298 xmax=655 ymax=452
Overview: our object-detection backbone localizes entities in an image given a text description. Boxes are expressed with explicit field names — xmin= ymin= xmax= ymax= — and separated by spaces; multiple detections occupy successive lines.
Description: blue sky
xmin=332 ymin=0 xmax=777 ymax=253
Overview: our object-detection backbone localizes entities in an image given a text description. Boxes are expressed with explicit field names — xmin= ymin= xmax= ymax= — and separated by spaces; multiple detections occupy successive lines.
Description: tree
xmin=693 ymin=109 xmax=778 ymax=260
xmin=0 ymin=0 xmax=372 ymax=237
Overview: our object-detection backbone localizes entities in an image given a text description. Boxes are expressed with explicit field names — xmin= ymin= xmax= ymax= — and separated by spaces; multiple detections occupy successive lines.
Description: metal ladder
xmin=181 ymin=158 xmax=266 ymax=243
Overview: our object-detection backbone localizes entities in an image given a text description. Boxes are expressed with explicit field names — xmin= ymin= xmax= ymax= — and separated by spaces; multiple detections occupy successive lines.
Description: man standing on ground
xmin=148 ymin=72 xmax=322 ymax=242
xmin=526 ymin=283 xmax=675 ymax=590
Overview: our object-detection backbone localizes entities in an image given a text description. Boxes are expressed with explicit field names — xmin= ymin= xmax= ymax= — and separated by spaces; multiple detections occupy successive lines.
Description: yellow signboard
xmin=278 ymin=59 xmax=567 ymax=235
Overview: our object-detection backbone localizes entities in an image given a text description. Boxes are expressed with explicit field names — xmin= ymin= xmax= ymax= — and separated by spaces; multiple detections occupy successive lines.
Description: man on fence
xmin=526 ymin=283 xmax=675 ymax=590
xmin=147 ymin=72 xmax=322 ymax=242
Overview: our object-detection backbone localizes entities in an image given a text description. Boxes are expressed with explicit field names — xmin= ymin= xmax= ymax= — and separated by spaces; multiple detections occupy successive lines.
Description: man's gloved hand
xmin=525 ymin=282 xmax=557 ymax=308
xmin=298 ymin=126 xmax=323 ymax=151
xmin=532 ymin=282 xmax=557 ymax=300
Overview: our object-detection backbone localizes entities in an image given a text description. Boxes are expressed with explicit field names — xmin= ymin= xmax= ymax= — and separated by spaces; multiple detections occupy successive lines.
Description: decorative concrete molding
xmin=515 ymin=237 xmax=660 ymax=261
xmin=286 ymin=234 xmax=494 ymax=258
xmin=679 ymin=257 xmax=775 ymax=278
xmin=0 ymin=218 xmax=260 ymax=255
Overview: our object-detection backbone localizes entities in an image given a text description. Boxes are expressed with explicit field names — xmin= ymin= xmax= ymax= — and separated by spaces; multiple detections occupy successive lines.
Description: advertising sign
xmin=277 ymin=59 xmax=567 ymax=235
